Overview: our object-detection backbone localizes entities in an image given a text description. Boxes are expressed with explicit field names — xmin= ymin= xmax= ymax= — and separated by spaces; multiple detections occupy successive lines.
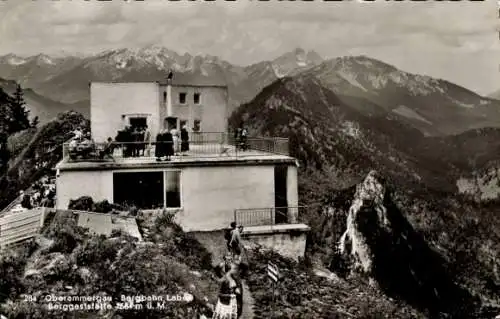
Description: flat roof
xmin=90 ymin=79 xmax=228 ymax=89
xmin=56 ymin=155 xmax=297 ymax=171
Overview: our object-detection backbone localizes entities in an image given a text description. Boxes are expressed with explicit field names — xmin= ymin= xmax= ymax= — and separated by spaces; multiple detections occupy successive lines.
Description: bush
xmin=68 ymin=196 xmax=94 ymax=211
xmin=93 ymin=200 xmax=113 ymax=213
xmin=68 ymin=196 xmax=124 ymax=214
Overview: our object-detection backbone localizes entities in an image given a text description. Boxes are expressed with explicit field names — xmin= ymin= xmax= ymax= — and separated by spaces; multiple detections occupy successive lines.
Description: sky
xmin=0 ymin=0 xmax=499 ymax=95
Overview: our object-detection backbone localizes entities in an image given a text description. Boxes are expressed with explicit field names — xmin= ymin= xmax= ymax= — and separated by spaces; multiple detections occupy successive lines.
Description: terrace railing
xmin=62 ymin=132 xmax=290 ymax=162
xmin=234 ymin=206 xmax=309 ymax=227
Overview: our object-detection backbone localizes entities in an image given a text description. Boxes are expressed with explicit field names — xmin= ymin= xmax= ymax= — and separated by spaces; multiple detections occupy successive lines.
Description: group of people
xmin=211 ymin=222 xmax=247 ymax=319
xmin=19 ymin=176 xmax=56 ymax=209
xmin=115 ymin=125 xmax=151 ymax=158
xmin=67 ymin=127 xmax=97 ymax=159
xmin=155 ymin=125 xmax=190 ymax=161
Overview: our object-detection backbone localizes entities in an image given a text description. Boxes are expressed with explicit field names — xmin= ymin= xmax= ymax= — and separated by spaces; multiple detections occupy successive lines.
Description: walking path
xmin=192 ymin=231 xmax=255 ymax=319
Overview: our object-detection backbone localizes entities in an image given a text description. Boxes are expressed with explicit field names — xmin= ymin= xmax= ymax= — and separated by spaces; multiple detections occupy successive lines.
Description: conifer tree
xmin=9 ymin=84 xmax=30 ymax=134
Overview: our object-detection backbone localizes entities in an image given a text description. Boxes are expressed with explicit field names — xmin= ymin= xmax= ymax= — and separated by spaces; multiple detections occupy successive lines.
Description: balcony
xmin=61 ymin=132 xmax=290 ymax=164
xmin=233 ymin=206 xmax=311 ymax=261
xmin=234 ymin=206 xmax=310 ymax=227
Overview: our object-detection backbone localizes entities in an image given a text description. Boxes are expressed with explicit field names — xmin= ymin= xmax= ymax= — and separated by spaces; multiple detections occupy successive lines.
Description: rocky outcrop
xmin=336 ymin=170 xmax=477 ymax=318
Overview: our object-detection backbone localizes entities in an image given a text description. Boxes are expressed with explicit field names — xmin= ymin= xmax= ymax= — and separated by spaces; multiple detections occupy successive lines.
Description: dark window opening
xmin=165 ymin=117 xmax=178 ymax=130
xmin=194 ymin=93 xmax=200 ymax=104
xmin=180 ymin=120 xmax=187 ymax=129
xmin=179 ymin=93 xmax=186 ymax=104
xmin=193 ymin=120 xmax=201 ymax=132
xmin=274 ymin=164 xmax=288 ymax=224
xmin=113 ymin=172 xmax=163 ymax=209
xmin=163 ymin=91 xmax=167 ymax=102
xmin=129 ymin=117 xmax=147 ymax=130
xmin=165 ymin=171 xmax=181 ymax=208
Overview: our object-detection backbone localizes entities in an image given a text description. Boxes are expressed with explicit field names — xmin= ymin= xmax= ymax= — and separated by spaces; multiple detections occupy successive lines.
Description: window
xmin=179 ymin=93 xmax=186 ymax=104
xmin=194 ymin=93 xmax=201 ymax=104
xmin=113 ymin=171 xmax=182 ymax=210
xmin=193 ymin=120 xmax=201 ymax=132
xmin=180 ymin=120 xmax=187 ymax=129
xmin=165 ymin=171 xmax=181 ymax=208
xmin=113 ymin=172 xmax=164 ymax=209
xmin=163 ymin=91 xmax=167 ymax=103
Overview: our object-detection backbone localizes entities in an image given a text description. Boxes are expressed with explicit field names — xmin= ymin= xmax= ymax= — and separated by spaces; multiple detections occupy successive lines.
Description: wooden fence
xmin=0 ymin=208 xmax=47 ymax=249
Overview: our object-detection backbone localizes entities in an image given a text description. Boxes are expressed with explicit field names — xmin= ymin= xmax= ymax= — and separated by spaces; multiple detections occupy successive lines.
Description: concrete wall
xmin=56 ymin=170 xmax=113 ymax=209
xmin=90 ymin=82 xmax=161 ymax=142
xmin=178 ymin=165 xmax=275 ymax=231
xmin=162 ymin=85 xmax=228 ymax=133
xmin=243 ymin=228 xmax=309 ymax=261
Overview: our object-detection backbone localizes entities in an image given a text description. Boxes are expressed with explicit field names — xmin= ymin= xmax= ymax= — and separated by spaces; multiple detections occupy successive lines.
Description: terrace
xmin=60 ymin=132 xmax=293 ymax=167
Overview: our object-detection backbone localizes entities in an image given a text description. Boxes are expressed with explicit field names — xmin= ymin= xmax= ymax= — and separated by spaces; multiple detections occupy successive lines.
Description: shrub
xmin=68 ymin=196 xmax=94 ymax=211
xmin=93 ymin=200 xmax=113 ymax=213
xmin=68 ymin=196 xmax=125 ymax=214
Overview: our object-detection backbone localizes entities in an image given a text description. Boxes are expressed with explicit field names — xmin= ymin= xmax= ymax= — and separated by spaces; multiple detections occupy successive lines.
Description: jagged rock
xmin=335 ymin=170 xmax=477 ymax=317
xmin=339 ymin=170 xmax=388 ymax=274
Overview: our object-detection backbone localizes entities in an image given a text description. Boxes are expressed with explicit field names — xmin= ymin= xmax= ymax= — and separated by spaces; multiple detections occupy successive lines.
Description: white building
xmin=90 ymin=80 xmax=228 ymax=143
xmin=55 ymin=78 xmax=301 ymax=232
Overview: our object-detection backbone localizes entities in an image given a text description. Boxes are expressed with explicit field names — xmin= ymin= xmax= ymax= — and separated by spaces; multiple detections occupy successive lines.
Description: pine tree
xmin=9 ymin=84 xmax=30 ymax=134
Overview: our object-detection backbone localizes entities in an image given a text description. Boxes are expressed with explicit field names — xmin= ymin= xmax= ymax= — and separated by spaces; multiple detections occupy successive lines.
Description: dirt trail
xmin=192 ymin=231 xmax=255 ymax=319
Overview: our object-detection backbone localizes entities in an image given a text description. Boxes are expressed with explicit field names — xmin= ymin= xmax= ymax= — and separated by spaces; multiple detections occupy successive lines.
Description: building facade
xmin=55 ymin=160 xmax=298 ymax=231
xmin=57 ymin=78 xmax=301 ymax=232
xmin=90 ymin=81 xmax=228 ymax=143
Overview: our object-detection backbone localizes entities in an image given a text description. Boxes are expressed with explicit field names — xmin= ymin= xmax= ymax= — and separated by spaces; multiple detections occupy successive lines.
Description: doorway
xmin=165 ymin=117 xmax=178 ymax=130
xmin=274 ymin=164 xmax=288 ymax=223
xmin=129 ymin=117 xmax=147 ymax=130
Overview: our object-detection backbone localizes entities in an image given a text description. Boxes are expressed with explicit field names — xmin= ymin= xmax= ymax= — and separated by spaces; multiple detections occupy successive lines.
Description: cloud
xmin=0 ymin=0 xmax=497 ymax=94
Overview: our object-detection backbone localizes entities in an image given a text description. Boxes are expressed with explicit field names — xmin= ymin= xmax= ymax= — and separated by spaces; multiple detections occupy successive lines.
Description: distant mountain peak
xmin=1 ymin=53 xmax=27 ymax=65
xmin=270 ymin=48 xmax=323 ymax=79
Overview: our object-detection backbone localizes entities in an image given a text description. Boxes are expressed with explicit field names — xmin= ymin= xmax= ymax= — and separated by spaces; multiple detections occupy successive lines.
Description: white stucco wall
xmin=90 ymin=82 xmax=161 ymax=142
xmin=162 ymin=85 xmax=228 ymax=133
xmin=56 ymin=170 xmax=113 ymax=209
xmin=178 ymin=165 xmax=275 ymax=231
xmin=56 ymin=162 xmax=298 ymax=231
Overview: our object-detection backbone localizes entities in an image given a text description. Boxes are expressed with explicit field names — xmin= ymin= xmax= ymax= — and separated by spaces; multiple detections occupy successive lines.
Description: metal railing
xmin=62 ymin=132 xmax=290 ymax=162
xmin=234 ymin=206 xmax=308 ymax=227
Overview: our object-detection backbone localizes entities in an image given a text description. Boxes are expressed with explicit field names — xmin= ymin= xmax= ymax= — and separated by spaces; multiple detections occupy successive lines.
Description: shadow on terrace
xmin=62 ymin=132 xmax=290 ymax=163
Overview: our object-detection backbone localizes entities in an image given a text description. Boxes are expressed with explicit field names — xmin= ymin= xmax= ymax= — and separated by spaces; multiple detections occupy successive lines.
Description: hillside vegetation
xmin=0 ymin=111 xmax=88 ymax=210
xmin=1 ymin=212 xmax=218 ymax=318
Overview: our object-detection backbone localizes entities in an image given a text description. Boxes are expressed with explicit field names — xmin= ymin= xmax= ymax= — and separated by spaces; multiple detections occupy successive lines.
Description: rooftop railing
xmin=62 ymin=132 xmax=289 ymax=162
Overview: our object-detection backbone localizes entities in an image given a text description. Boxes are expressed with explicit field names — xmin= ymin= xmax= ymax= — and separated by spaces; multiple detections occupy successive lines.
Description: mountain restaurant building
xmin=54 ymin=78 xmax=302 ymax=232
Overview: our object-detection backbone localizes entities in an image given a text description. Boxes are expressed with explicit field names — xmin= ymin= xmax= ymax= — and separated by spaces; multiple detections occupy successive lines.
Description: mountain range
xmin=229 ymin=74 xmax=500 ymax=200
xmin=1 ymin=46 xmax=499 ymax=135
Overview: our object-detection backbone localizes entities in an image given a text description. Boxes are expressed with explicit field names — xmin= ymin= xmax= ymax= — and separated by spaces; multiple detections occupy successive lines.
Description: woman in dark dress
xmin=164 ymin=130 xmax=174 ymax=160
xmin=155 ymin=130 xmax=165 ymax=161
xmin=180 ymin=125 xmax=189 ymax=153
xmin=213 ymin=263 xmax=240 ymax=319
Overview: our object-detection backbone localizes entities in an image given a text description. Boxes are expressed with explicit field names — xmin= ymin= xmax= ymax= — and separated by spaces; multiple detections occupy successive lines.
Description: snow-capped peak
xmin=34 ymin=54 xmax=55 ymax=65
xmin=5 ymin=54 xmax=27 ymax=65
